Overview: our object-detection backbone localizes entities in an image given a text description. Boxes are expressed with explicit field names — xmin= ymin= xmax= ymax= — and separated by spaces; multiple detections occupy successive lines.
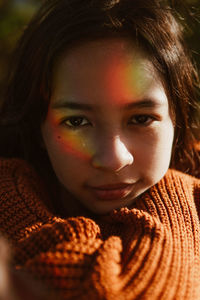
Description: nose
xmin=91 ymin=135 xmax=134 ymax=172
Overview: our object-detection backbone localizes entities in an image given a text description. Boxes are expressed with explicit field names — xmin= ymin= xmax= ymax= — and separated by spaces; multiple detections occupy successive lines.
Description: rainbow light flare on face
xmin=47 ymin=110 xmax=94 ymax=161
xmin=104 ymin=54 xmax=152 ymax=105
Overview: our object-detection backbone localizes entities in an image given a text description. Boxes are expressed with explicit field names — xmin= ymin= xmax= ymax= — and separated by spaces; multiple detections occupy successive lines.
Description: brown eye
xmin=64 ymin=116 xmax=90 ymax=127
xmin=128 ymin=115 xmax=154 ymax=125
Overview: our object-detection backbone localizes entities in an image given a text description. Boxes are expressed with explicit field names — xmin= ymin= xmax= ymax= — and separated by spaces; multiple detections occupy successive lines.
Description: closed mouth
xmin=88 ymin=183 xmax=135 ymax=201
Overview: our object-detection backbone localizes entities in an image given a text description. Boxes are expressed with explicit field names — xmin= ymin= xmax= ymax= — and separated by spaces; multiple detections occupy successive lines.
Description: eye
xmin=128 ymin=115 xmax=155 ymax=126
xmin=63 ymin=116 xmax=91 ymax=128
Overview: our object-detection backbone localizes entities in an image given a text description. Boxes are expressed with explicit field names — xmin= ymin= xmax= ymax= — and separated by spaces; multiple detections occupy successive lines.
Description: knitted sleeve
xmin=0 ymin=158 xmax=200 ymax=300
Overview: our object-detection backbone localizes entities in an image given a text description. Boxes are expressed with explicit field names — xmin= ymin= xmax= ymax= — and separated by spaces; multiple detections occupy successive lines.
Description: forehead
xmin=54 ymin=37 xmax=155 ymax=78
xmin=51 ymin=37 xmax=167 ymax=107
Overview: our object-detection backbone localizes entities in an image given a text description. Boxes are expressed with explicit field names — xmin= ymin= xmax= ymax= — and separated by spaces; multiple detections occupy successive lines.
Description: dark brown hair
xmin=0 ymin=0 xmax=200 ymax=177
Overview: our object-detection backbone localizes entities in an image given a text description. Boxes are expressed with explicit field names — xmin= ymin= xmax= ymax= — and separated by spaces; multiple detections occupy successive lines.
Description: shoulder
xmin=165 ymin=168 xmax=200 ymax=187
xmin=0 ymin=157 xmax=48 ymax=202
xmin=0 ymin=157 xmax=37 ymax=179
xmin=139 ymin=168 xmax=200 ymax=218
xmin=157 ymin=168 xmax=200 ymax=200
xmin=0 ymin=156 xmax=36 ymax=170
xmin=156 ymin=168 xmax=200 ymax=215
xmin=0 ymin=157 xmax=51 ymax=241
xmin=0 ymin=156 xmax=46 ymax=198
xmin=0 ymin=157 xmax=50 ymax=196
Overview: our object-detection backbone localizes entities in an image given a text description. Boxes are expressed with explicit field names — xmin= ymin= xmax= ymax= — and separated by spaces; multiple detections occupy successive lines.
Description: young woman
xmin=0 ymin=0 xmax=200 ymax=299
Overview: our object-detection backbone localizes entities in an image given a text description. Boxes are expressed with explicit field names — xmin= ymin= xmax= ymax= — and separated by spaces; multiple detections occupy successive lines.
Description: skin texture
xmin=41 ymin=38 xmax=174 ymax=214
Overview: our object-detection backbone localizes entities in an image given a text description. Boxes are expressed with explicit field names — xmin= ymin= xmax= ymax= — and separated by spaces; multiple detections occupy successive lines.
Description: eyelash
xmin=61 ymin=114 xmax=156 ymax=129
xmin=61 ymin=116 xmax=91 ymax=128
xmin=128 ymin=115 xmax=156 ymax=126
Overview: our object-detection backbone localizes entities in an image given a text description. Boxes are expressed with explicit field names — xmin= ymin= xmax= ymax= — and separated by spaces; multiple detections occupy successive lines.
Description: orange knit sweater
xmin=0 ymin=158 xmax=200 ymax=299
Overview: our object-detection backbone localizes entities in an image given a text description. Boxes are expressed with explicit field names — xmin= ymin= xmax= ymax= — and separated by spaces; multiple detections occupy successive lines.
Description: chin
xmin=85 ymin=197 xmax=138 ymax=215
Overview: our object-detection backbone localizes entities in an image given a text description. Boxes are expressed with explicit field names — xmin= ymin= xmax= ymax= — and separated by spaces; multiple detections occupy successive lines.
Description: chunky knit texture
xmin=0 ymin=158 xmax=200 ymax=299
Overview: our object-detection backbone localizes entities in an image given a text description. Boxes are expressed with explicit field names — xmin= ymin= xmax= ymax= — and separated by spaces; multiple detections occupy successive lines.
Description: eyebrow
xmin=52 ymin=99 xmax=164 ymax=111
xmin=123 ymin=99 xmax=164 ymax=110
xmin=52 ymin=101 xmax=93 ymax=111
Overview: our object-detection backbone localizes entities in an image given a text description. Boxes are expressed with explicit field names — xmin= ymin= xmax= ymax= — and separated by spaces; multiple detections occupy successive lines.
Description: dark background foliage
xmin=0 ymin=0 xmax=199 ymax=102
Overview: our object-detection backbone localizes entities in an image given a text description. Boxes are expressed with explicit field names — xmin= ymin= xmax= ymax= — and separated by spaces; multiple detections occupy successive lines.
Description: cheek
xmin=54 ymin=130 xmax=91 ymax=161
xmin=42 ymin=126 xmax=92 ymax=187
xmin=133 ymin=123 xmax=174 ymax=170
xmin=47 ymin=131 xmax=93 ymax=164
xmin=42 ymin=113 xmax=95 ymax=162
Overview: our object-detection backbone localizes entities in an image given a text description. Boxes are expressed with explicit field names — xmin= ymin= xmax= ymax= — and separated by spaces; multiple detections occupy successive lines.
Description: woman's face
xmin=41 ymin=37 xmax=174 ymax=214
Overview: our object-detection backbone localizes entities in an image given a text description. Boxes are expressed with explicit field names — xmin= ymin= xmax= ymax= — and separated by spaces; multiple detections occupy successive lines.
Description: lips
xmin=88 ymin=183 xmax=134 ymax=201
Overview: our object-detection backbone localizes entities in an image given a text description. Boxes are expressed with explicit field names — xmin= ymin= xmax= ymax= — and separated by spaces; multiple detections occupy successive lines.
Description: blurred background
xmin=0 ymin=0 xmax=199 ymax=102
